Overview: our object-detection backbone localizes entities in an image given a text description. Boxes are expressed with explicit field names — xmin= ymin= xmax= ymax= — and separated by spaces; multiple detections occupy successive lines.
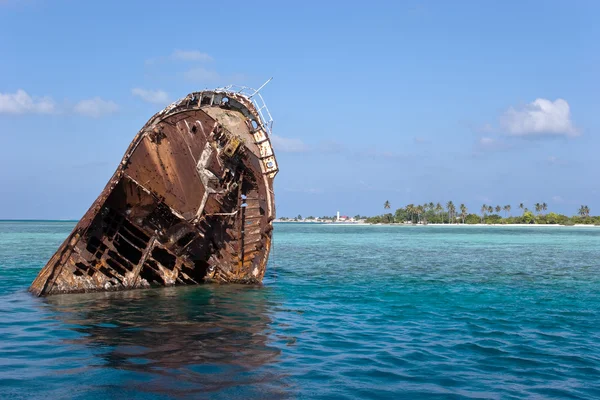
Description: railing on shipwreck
xmin=215 ymin=78 xmax=275 ymax=136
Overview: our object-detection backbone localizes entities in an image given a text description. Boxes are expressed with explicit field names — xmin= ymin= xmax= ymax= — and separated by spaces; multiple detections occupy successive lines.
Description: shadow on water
xmin=41 ymin=284 xmax=290 ymax=399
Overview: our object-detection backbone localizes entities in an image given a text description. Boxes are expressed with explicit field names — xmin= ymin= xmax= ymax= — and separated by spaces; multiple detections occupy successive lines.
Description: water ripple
xmin=1 ymin=222 xmax=600 ymax=398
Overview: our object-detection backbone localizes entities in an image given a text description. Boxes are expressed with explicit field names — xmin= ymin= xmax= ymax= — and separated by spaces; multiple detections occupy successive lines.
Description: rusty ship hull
xmin=30 ymin=88 xmax=278 ymax=296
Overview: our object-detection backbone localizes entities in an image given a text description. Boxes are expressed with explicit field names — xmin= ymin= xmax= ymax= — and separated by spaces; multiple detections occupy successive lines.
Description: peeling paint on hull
xmin=30 ymin=89 xmax=278 ymax=296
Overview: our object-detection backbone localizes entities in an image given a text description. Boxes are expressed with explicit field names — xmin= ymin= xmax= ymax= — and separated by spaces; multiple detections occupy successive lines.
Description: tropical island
xmin=276 ymin=202 xmax=599 ymax=226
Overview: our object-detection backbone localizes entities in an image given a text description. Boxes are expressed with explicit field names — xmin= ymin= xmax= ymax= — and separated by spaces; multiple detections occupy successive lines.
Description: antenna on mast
xmin=249 ymin=77 xmax=273 ymax=98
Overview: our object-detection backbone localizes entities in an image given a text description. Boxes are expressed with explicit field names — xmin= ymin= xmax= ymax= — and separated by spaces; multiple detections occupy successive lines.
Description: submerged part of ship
xmin=30 ymin=87 xmax=278 ymax=296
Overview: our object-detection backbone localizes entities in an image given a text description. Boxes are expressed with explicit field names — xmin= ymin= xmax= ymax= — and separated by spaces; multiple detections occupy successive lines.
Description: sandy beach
xmin=275 ymin=221 xmax=599 ymax=227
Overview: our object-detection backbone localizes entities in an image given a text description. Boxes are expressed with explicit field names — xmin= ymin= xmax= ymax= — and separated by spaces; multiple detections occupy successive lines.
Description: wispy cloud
xmin=0 ymin=89 xmax=56 ymax=114
xmin=271 ymin=135 xmax=309 ymax=153
xmin=131 ymin=88 xmax=169 ymax=104
xmin=413 ymin=136 xmax=430 ymax=144
xmin=145 ymin=49 xmax=245 ymax=86
xmin=479 ymin=136 xmax=499 ymax=148
xmin=171 ymin=49 xmax=213 ymax=62
xmin=501 ymin=98 xmax=579 ymax=137
xmin=74 ymin=97 xmax=118 ymax=118
xmin=474 ymin=136 xmax=512 ymax=154
xmin=184 ymin=67 xmax=221 ymax=83
xmin=0 ymin=90 xmax=119 ymax=118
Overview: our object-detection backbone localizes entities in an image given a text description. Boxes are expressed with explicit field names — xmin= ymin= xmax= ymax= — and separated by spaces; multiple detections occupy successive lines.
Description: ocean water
xmin=1 ymin=222 xmax=600 ymax=399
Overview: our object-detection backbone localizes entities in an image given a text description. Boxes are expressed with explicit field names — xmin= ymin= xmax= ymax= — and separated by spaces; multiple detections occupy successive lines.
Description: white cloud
xmin=184 ymin=67 xmax=221 ymax=83
xmin=475 ymin=136 xmax=511 ymax=153
xmin=171 ymin=49 xmax=213 ymax=62
xmin=0 ymin=90 xmax=120 ymax=118
xmin=552 ymin=195 xmax=565 ymax=203
xmin=74 ymin=97 xmax=118 ymax=118
xmin=271 ymin=135 xmax=309 ymax=153
xmin=131 ymin=88 xmax=169 ymax=104
xmin=479 ymin=137 xmax=496 ymax=146
xmin=0 ymin=89 xmax=56 ymax=114
xmin=501 ymin=98 xmax=578 ymax=137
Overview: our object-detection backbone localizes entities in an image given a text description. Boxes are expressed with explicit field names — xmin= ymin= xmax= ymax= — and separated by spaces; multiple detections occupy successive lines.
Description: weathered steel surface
xmin=30 ymin=89 xmax=278 ymax=296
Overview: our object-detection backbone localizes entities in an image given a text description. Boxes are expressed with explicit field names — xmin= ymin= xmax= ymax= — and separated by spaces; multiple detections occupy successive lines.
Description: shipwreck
xmin=30 ymin=85 xmax=278 ymax=296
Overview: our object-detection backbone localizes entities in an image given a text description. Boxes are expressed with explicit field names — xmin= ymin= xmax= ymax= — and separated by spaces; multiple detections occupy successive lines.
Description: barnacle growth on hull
xmin=30 ymin=86 xmax=278 ymax=296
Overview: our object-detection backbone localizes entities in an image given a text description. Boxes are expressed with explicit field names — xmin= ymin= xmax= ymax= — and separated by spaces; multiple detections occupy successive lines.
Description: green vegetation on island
xmin=366 ymin=201 xmax=598 ymax=225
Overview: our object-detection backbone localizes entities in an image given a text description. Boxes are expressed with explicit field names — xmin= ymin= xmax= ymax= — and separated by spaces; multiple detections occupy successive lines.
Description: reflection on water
xmin=43 ymin=285 xmax=289 ymax=398
xmin=5 ymin=223 xmax=600 ymax=399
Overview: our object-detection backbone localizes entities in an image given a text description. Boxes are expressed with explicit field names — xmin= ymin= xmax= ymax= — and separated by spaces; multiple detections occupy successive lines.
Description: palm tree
xmin=384 ymin=200 xmax=391 ymax=210
xmin=435 ymin=202 xmax=443 ymax=222
xmin=487 ymin=205 xmax=493 ymax=215
xmin=446 ymin=201 xmax=454 ymax=224
xmin=579 ymin=205 xmax=590 ymax=218
xmin=428 ymin=202 xmax=434 ymax=212
xmin=406 ymin=204 xmax=415 ymax=223
xmin=519 ymin=203 xmax=524 ymax=215
xmin=416 ymin=205 xmax=424 ymax=223
xmin=534 ymin=203 xmax=541 ymax=215
xmin=420 ymin=203 xmax=428 ymax=224
xmin=495 ymin=205 xmax=501 ymax=214
xmin=422 ymin=204 xmax=430 ymax=224
xmin=504 ymin=204 xmax=511 ymax=217
xmin=460 ymin=203 xmax=467 ymax=224
xmin=480 ymin=204 xmax=487 ymax=223
xmin=542 ymin=202 xmax=547 ymax=215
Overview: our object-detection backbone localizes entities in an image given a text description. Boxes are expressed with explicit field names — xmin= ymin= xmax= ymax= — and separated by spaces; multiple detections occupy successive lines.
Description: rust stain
xmin=30 ymin=88 xmax=278 ymax=296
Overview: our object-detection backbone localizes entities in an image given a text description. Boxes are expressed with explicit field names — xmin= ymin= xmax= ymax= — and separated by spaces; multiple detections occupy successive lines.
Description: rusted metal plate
xmin=29 ymin=89 xmax=278 ymax=296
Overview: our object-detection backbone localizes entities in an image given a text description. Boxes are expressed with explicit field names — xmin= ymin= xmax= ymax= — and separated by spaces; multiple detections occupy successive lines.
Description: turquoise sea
xmin=1 ymin=221 xmax=600 ymax=399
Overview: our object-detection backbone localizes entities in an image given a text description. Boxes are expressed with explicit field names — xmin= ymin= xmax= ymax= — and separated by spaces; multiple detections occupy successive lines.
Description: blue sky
xmin=0 ymin=0 xmax=598 ymax=219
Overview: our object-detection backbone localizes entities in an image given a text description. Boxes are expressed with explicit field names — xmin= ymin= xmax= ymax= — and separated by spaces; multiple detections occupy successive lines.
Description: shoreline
xmin=274 ymin=221 xmax=600 ymax=227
